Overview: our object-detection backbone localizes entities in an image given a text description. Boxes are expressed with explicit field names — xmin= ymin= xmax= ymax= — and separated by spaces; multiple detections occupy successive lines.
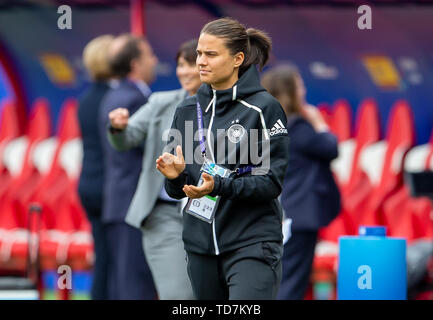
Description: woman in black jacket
xmin=77 ymin=34 xmax=113 ymax=300
xmin=262 ymin=64 xmax=341 ymax=300
xmin=156 ymin=18 xmax=289 ymax=300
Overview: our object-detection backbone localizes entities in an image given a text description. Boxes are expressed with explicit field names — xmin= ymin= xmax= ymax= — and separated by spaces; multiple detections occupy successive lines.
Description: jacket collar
xmin=116 ymin=78 xmax=152 ymax=99
xmin=196 ymin=65 xmax=266 ymax=114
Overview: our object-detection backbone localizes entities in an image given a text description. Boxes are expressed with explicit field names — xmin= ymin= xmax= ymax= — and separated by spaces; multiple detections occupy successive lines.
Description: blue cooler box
xmin=337 ymin=226 xmax=407 ymax=300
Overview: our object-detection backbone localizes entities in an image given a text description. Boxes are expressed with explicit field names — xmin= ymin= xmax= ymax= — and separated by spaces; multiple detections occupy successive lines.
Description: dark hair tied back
xmin=201 ymin=17 xmax=271 ymax=74
xmin=245 ymin=28 xmax=271 ymax=72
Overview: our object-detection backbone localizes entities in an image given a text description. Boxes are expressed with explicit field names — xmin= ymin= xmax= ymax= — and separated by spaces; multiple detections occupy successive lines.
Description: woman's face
xmin=196 ymin=33 xmax=244 ymax=90
xmin=176 ymin=56 xmax=201 ymax=95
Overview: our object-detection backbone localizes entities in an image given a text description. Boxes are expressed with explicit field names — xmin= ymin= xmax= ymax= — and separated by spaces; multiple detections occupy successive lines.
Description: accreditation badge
xmin=185 ymin=158 xmax=232 ymax=224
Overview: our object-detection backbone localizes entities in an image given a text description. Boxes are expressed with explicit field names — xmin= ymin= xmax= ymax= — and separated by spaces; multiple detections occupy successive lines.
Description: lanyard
xmin=195 ymin=101 xmax=255 ymax=176
xmin=196 ymin=101 xmax=207 ymax=157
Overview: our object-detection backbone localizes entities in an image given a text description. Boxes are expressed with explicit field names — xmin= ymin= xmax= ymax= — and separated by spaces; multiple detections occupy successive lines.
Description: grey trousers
xmin=141 ymin=203 xmax=195 ymax=300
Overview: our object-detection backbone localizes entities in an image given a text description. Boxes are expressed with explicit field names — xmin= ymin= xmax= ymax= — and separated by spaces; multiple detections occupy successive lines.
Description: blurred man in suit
xmin=98 ymin=33 xmax=158 ymax=299
xmin=78 ymin=34 xmax=113 ymax=300
xmin=106 ymin=39 xmax=200 ymax=300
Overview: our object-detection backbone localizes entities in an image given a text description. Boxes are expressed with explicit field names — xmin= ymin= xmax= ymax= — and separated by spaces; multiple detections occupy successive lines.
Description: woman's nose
xmin=197 ymin=55 xmax=206 ymax=66
xmin=177 ymin=69 xmax=187 ymax=78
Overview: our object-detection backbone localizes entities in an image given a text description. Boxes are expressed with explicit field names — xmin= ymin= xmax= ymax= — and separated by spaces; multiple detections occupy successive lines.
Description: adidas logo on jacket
xmin=270 ymin=119 xmax=288 ymax=136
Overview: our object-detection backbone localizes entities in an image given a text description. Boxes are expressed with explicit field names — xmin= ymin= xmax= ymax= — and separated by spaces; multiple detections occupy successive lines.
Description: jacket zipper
xmin=209 ymin=89 xmax=220 ymax=255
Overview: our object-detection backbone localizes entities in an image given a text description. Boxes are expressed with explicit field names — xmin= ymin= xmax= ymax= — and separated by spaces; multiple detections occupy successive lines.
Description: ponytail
xmin=244 ymin=28 xmax=271 ymax=72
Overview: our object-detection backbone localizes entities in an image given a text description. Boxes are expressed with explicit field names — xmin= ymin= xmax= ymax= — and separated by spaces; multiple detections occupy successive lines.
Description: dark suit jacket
xmin=98 ymin=79 xmax=150 ymax=223
xmin=77 ymin=81 xmax=109 ymax=215
xmin=281 ymin=115 xmax=341 ymax=231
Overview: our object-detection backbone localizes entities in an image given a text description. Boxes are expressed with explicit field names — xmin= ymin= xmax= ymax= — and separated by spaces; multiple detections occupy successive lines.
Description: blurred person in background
xmin=98 ymin=33 xmax=158 ymax=300
xmin=261 ymin=64 xmax=341 ymax=300
xmin=78 ymin=34 xmax=114 ymax=300
xmin=106 ymin=39 xmax=199 ymax=299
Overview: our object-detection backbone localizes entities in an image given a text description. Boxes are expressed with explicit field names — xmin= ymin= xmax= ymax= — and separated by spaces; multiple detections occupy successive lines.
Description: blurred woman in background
xmin=262 ymin=64 xmax=341 ymax=300
xmin=106 ymin=39 xmax=200 ymax=299
xmin=77 ymin=34 xmax=114 ymax=300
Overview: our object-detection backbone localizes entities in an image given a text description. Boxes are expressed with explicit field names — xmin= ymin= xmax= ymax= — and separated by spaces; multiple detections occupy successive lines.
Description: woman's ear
xmin=276 ymin=94 xmax=291 ymax=116
xmin=233 ymin=52 xmax=244 ymax=68
xmin=130 ymin=57 xmax=138 ymax=73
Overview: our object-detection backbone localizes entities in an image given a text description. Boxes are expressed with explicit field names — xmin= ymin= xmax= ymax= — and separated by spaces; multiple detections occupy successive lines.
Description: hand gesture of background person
xmin=300 ymin=104 xmax=329 ymax=132
xmin=156 ymin=145 xmax=186 ymax=180
xmin=109 ymin=107 xmax=130 ymax=130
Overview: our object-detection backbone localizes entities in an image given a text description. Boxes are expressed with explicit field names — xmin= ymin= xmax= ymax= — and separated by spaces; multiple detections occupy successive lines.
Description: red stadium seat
xmin=329 ymin=99 xmax=352 ymax=142
xmin=329 ymin=100 xmax=353 ymax=192
xmin=320 ymin=99 xmax=381 ymax=242
xmin=0 ymin=98 xmax=91 ymax=276
xmin=0 ymin=100 xmax=21 ymax=209
xmin=358 ymin=100 xmax=415 ymax=228
xmin=382 ymin=177 xmax=432 ymax=242
xmin=345 ymin=99 xmax=381 ymax=196
xmin=0 ymin=99 xmax=21 ymax=141
xmin=389 ymin=128 xmax=433 ymax=242
xmin=317 ymin=102 xmax=332 ymax=126
xmin=410 ymin=197 xmax=433 ymax=240
xmin=340 ymin=99 xmax=381 ymax=234
xmin=0 ymin=98 xmax=52 ymax=272
xmin=29 ymin=99 xmax=92 ymax=273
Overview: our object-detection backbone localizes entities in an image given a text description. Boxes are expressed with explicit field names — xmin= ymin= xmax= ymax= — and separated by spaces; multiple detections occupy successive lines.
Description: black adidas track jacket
xmin=165 ymin=65 xmax=290 ymax=255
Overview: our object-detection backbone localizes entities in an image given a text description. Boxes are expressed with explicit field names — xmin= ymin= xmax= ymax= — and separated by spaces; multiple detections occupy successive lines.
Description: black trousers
xmin=105 ymin=222 xmax=156 ymax=300
xmin=186 ymin=241 xmax=283 ymax=300
xmin=79 ymin=199 xmax=110 ymax=300
xmin=277 ymin=231 xmax=318 ymax=300
xmin=87 ymin=214 xmax=109 ymax=300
